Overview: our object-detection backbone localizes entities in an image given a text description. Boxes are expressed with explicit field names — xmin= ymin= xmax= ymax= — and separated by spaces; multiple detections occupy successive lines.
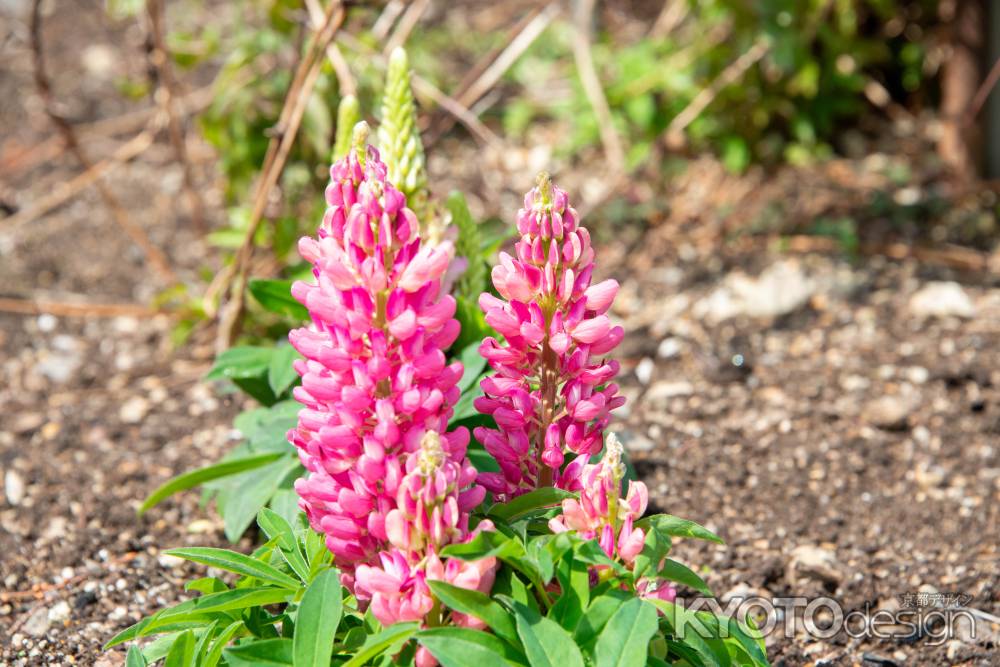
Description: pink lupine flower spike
xmin=475 ymin=172 xmax=625 ymax=499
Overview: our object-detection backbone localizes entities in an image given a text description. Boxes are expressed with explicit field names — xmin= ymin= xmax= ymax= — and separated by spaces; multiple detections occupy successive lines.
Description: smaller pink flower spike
xmin=475 ymin=172 xmax=625 ymax=498
xmin=355 ymin=432 xmax=496 ymax=628
xmin=548 ymin=434 xmax=647 ymax=567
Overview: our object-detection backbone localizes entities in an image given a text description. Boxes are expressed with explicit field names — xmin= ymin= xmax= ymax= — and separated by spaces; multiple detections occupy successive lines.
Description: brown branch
xmin=426 ymin=4 xmax=547 ymax=142
xmin=966 ymin=55 xmax=1000 ymax=125
xmin=664 ymin=37 xmax=771 ymax=149
xmin=0 ymin=297 xmax=155 ymax=317
xmin=29 ymin=0 xmax=176 ymax=283
xmin=214 ymin=0 xmax=346 ymax=351
xmin=302 ymin=0 xmax=357 ymax=96
xmin=570 ymin=0 xmax=624 ymax=173
xmin=384 ymin=0 xmax=430 ymax=55
xmin=427 ymin=3 xmax=557 ymax=144
xmin=146 ymin=0 xmax=206 ymax=232
xmin=3 ymin=129 xmax=155 ymax=229
xmin=0 ymin=82 xmax=215 ymax=176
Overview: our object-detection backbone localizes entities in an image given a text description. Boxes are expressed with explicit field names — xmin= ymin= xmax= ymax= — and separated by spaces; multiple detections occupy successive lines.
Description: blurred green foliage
xmin=496 ymin=0 xmax=939 ymax=171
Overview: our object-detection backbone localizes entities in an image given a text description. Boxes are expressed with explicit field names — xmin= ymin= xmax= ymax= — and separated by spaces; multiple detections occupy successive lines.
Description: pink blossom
xmin=288 ymin=125 xmax=468 ymax=578
xmin=474 ymin=173 xmax=625 ymax=498
xmin=548 ymin=434 xmax=648 ymax=567
xmin=355 ymin=432 xmax=496 ymax=627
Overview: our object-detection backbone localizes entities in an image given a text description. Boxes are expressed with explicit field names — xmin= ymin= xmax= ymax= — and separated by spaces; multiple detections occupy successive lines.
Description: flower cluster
xmin=550 ymin=434 xmax=676 ymax=602
xmin=288 ymin=123 xmax=470 ymax=579
xmin=356 ymin=431 xmax=495 ymax=628
xmin=474 ymin=173 xmax=625 ymax=498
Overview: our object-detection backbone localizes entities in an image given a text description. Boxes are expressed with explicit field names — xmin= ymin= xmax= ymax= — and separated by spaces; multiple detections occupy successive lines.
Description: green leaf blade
xmin=293 ymin=568 xmax=343 ymax=667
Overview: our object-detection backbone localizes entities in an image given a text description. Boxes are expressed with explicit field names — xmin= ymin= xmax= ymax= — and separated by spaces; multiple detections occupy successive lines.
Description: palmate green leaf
xmin=426 ymin=580 xmax=518 ymax=647
xmin=191 ymin=620 xmax=218 ymax=663
xmin=574 ymin=588 xmax=632 ymax=649
xmin=164 ymin=547 xmax=299 ymax=589
xmin=439 ymin=530 xmax=519 ymax=561
xmin=138 ymin=452 xmax=284 ymax=515
xmin=151 ymin=587 xmax=292 ymax=630
xmin=658 ymin=558 xmax=713 ymax=596
xmin=267 ymin=343 xmax=301 ymax=396
xmin=202 ymin=621 xmax=245 ymax=667
xmin=488 ymin=487 xmax=575 ymax=522
xmin=451 ymin=381 xmax=485 ymax=423
xmin=340 ymin=622 xmax=419 ymax=667
xmin=125 ymin=645 xmax=146 ymax=667
xmin=549 ymin=548 xmax=589 ymax=631
xmin=248 ymin=278 xmax=309 ymax=321
xmin=509 ymin=600 xmax=584 ymax=667
xmin=633 ymin=526 xmax=672 ymax=582
xmin=221 ymin=456 xmax=301 ymax=542
xmin=416 ymin=627 xmax=525 ymax=667
xmin=455 ymin=341 xmax=488 ymax=394
xmin=293 ymin=568 xmax=342 ymax=667
xmin=636 ymin=514 xmax=724 ymax=544
xmin=257 ymin=507 xmax=309 ymax=582
xmin=206 ymin=346 xmax=274 ymax=381
xmin=648 ymin=599 xmax=769 ymax=667
xmin=163 ymin=629 xmax=195 ymax=667
xmin=223 ymin=637 xmax=294 ymax=666
xmin=594 ymin=598 xmax=659 ymax=667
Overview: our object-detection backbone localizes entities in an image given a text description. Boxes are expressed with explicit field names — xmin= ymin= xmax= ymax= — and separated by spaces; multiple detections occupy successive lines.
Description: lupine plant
xmin=117 ymin=49 xmax=768 ymax=667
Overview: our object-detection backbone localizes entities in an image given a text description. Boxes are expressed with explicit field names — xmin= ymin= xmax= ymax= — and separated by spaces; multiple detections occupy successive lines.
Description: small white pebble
xmin=37 ymin=314 xmax=57 ymax=332
xmin=635 ymin=357 xmax=655 ymax=385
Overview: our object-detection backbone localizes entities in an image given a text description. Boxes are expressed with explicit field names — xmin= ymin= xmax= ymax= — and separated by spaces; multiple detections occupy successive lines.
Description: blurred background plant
xmin=85 ymin=0 xmax=975 ymax=348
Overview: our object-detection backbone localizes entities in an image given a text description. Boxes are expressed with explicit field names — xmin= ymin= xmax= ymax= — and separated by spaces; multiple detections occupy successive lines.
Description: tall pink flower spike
xmin=355 ymin=432 xmax=496 ymax=655
xmin=287 ymin=122 xmax=468 ymax=581
xmin=475 ymin=172 xmax=625 ymax=499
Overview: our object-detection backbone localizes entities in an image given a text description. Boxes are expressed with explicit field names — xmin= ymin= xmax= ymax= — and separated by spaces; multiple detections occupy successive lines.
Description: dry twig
xmin=0 ymin=297 xmax=155 ymax=318
xmin=664 ymin=37 xmax=771 ymax=149
xmin=146 ymin=0 xmax=206 ymax=232
xmin=214 ymin=0 xmax=346 ymax=350
xmin=570 ymin=0 xmax=624 ymax=173
xmin=384 ymin=0 xmax=430 ymax=55
xmin=29 ymin=0 xmax=176 ymax=283
xmin=3 ymin=130 xmax=155 ymax=230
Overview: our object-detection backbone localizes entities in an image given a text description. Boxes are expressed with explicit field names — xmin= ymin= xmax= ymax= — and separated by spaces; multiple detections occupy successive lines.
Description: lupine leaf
xmin=223 ymin=638 xmax=294 ymax=666
xmin=293 ymin=569 xmax=342 ymax=667
xmin=636 ymin=514 xmax=724 ymax=544
xmin=594 ymin=598 xmax=658 ymax=667
xmin=164 ymin=547 xmax=299 ymax=589
xmin=221 ymin=456 xmax=301 ymax=542
xmin=202 ymin=621 xmax=244 ymax=667
xmin=340 ymin=622 xmax=419 ymax=667
xmin=509 ymin=600 xmax=585 ymax=667
xmin=426 ymin=580 xmax=519 ymax=647
xmin=488 ymin=487 xmax=574 ymax=522
xmin=267 ymin=343 xmax=301 ymax=396
xmin=416 ymin=627 xmax=525 ymax=667
xmin=206 ymin=346 xmax=273 ymax=380
xmin=163 ymin=630 xmax=195 ymax=667
xmin=249 ymin=279 xmax=309 ymax=321
xmin=138 ymin=453 xmax=283 ymax=515
xmin=125 ymin=645 xmax=146 ymax=667
xmin=657 ymin=558 xmax=712 ymax=596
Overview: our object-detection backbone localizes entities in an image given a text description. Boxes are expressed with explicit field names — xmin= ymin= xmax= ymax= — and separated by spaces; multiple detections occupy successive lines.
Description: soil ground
xmin=1 ymin=3 xmax=998 ymax=666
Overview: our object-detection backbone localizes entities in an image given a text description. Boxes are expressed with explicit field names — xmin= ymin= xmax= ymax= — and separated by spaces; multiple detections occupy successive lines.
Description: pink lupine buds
xmin=475 ymin=173 xmax=625 ymax=498
xmin=288 ymin=124 xmax=467 ymax=575
xmin=356 ymin=431 xmax=495 ymax=628
xmin=549 ymin=434 xmax=648 ymax=567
